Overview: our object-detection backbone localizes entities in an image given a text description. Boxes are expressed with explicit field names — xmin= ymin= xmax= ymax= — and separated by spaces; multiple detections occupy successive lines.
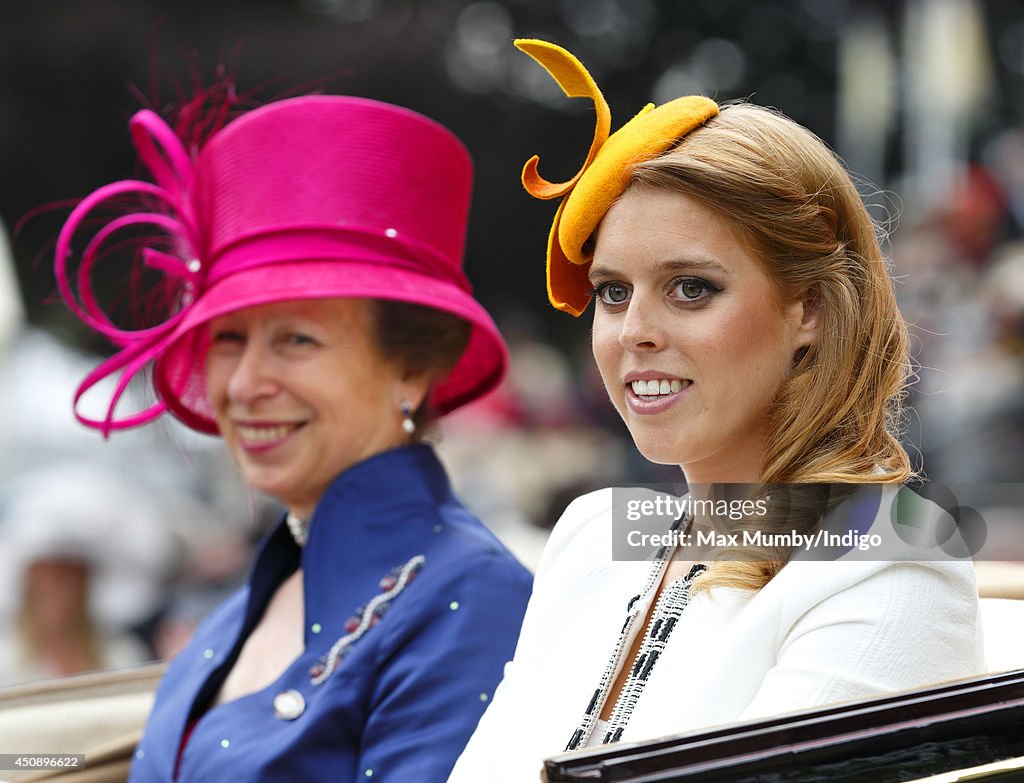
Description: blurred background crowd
xmin=1 ymin=0 xmax=1023 ymax=685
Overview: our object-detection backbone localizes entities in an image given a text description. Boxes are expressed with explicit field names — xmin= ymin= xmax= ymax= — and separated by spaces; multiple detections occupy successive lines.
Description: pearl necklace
xmin=286 ymin=512 xmax=310 ymax=547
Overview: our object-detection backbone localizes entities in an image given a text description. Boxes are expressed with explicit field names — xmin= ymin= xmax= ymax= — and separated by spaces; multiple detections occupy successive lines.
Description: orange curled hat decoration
xmin=515 ymin=39 xmax=720 ymax=316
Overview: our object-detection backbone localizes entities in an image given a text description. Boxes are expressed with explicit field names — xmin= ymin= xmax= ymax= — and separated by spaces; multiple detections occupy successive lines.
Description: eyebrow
xmin=589 ymin=257 xmax=729 ymax=280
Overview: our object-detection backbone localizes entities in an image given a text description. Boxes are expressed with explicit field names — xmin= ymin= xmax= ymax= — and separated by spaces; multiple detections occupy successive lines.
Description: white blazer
xmin=449 ymin=487 xmax=986 ymax=783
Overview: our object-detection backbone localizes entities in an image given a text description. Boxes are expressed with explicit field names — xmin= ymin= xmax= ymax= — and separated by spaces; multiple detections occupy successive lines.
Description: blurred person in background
xmin=0 ymin=462 xmax=174 ymax=684
xmin=449 ymin=40 xmax=984 ymax=782
xmin=0 ymin=221 xmax=224 ymax=683
xmin=54 ymin=88 xmax=531 ymax=781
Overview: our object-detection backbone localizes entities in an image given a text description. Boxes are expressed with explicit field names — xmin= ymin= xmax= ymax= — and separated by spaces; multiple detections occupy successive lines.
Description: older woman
xmin=448 ymin=40 xmax=984 ymax=781
xmin=55 ymin=93 xmax=531 ymax=782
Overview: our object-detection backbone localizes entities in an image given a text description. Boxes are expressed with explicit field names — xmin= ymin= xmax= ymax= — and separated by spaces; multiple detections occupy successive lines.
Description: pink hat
xmin=55 ymin=95 xmax=508 ymax=435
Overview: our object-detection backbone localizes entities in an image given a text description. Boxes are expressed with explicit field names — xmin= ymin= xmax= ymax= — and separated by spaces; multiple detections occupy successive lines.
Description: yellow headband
xmin=516 ymin=39 xmax=719 ymax=316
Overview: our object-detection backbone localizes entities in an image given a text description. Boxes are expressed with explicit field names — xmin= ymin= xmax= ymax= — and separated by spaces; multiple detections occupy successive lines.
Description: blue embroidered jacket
xmin=129 ymin=445 xmax=532 ymax=782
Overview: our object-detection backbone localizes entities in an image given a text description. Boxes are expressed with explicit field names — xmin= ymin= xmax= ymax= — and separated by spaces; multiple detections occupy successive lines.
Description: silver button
xmin=273 ymin=689 xmax=306 ymax=720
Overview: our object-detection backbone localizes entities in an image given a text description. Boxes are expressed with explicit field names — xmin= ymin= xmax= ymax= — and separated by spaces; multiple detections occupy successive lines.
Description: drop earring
xmin=401 ymin=400 xmax=415 ymax=434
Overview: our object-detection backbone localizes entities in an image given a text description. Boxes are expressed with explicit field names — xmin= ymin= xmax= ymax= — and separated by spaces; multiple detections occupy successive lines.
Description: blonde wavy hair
xmin=628 ymin=102 xmax=913 ymax=592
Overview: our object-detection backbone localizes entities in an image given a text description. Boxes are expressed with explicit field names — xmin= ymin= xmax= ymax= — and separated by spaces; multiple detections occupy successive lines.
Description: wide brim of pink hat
xmin=154 ymin=260 xmax=508 ymax=434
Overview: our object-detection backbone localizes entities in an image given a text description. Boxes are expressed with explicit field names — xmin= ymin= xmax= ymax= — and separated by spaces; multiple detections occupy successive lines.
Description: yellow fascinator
xmin=516 ymin=39 xmax=719 ymax=316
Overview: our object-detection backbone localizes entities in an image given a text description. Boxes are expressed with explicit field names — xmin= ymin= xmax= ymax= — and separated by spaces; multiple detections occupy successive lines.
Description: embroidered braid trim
xmin=600 ymin=563 xmax=706 ymax=744
xmin=565 ymin=511 xmax=693 ymax=752
xmin=310 ymin=554 xmax=425 ymax=685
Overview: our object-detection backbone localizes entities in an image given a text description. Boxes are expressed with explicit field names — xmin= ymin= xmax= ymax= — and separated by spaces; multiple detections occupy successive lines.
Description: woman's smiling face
xmin=204 ymin=298 xmax=421 ymax=519
xmin=589 ymin=187 xmax=817 ymax=484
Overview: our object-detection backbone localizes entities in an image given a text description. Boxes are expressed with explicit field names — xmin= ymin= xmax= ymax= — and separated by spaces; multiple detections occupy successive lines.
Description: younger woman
xmin=449 ymin=40 xmax=984 ymax=782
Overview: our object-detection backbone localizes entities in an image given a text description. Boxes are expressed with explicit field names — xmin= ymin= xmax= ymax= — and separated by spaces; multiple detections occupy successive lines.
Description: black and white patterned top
xmin=566 ymin=513 xmax=706 ymax=751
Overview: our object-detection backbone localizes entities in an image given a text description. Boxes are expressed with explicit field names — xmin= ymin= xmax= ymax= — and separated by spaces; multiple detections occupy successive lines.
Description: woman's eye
xmin=672 ymin=277 xmax=718 ymax=301
xmin=592 ymin=282 xmax=630 ymax=305
xmin=285 ymin=333 xmax=318 ymax=346
xmin=211 ymin=330 xmax=244 ymax=344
